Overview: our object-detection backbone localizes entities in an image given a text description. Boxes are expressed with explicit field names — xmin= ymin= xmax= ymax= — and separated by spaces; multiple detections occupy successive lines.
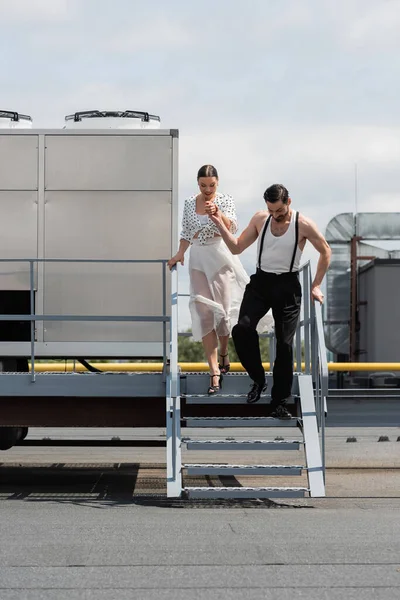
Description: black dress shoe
xmin=246 ymin=381 xmax=267 ymax=404
xmin=270 ymin=405 xmax=292 ymax=420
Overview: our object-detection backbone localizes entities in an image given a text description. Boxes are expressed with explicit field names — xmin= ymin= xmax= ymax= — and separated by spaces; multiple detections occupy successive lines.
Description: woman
xmin=168 ymin=165 xmax=250 ymax=395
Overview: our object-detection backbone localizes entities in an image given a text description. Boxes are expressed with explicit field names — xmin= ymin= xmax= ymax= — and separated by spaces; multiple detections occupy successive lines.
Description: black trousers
xmin=232 ymin=269 xmax=302 ymax=405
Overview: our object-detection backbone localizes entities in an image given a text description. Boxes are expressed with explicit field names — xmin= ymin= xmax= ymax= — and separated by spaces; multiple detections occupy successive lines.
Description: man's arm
xmin=302 ymin=218 xmax=332 ymax=303
xmin=208 ymin=203 xmax=232 ymax=231
xmin=209 ymin=209 xmax=260 ymax=254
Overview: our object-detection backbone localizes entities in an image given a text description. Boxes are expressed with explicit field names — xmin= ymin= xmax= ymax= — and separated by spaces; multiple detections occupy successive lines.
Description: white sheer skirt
xmin=189 ymin=236 xmax=268 ymax=342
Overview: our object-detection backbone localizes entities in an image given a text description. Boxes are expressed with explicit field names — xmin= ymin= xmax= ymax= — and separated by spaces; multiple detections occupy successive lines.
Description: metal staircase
xmin=166 ymin=262 xmax=328 ymax=499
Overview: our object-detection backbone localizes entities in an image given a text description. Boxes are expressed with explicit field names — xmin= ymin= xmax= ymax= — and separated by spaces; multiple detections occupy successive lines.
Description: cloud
xmin=178 ymin=123 xmax=400 ymax=210
xmin=1 ymin=0 xmax=399 ymax=335
xmin=106 ymin=19 xmax=193 ymax=52
xmin=345 ymin=0 xmax=400 ymax=50
xmin=176 ymin=119 xmax=400 ymax=307
xmin=25 ymin=15 xmax=192 ymax=55
xmin=0 ymin=0 xmax=74 ymax=21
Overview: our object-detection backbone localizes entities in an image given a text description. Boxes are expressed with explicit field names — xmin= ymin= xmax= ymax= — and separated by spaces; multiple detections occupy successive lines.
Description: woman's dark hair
xmin=197 ymin=164 xmax=219 ymax=180
xmin=263 ymin=184 xmax=289 ymax=204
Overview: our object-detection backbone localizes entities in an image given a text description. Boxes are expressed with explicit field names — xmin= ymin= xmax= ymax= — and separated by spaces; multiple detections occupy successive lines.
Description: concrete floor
xmin=0 ymin=427 xmax=399 ymax=599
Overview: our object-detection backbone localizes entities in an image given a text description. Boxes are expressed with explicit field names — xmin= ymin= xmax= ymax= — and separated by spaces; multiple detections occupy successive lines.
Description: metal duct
xmin=324 ymin=212 xmax=400 ymax=356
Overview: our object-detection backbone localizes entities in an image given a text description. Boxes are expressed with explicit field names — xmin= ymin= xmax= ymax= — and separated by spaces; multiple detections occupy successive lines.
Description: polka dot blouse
xmin=180 ymin=193 xmax=238 ymax=245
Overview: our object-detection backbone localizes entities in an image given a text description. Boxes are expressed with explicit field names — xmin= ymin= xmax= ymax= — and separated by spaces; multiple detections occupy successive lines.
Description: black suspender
xmin=257 ymin=215 xmax=271 ymax=269
xmin=289 ymin=210 xmax=299 ymax=272
xmin=257 ymin=211 xmax=299 ymax=273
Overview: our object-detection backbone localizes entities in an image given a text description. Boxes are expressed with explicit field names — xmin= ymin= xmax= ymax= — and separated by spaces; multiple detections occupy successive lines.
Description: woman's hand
xmin=209 ymin=207 xmax=225 ymax=229
xmin=167 ymin=253 xmax=184 ymax=270
xmin=204 ymin=200 xmax=218 ymax=216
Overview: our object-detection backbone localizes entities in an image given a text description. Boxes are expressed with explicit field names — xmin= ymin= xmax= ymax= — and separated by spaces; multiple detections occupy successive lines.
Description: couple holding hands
xmin=168 ymin=165 xmax=331 ymax=418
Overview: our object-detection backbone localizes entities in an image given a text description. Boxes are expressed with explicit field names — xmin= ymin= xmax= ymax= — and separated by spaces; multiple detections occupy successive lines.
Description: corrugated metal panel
xmin=326 ymin=212 xmax=400 ymax=243
xmin=325 ymin=213 xmax=354 ymax=243
xmin=357 ymin=213 xmax=400 ymax=239
xmin=325 ymin=243 xmax=350 ymax=354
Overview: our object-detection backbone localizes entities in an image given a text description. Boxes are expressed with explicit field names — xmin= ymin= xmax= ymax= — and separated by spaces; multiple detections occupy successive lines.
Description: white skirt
xmin=189 ymin=236 xmax=271 ymax=341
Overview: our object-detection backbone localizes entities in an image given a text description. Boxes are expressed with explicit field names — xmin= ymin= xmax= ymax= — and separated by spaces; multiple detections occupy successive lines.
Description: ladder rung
xmin=184 ymin=417 xmax=298 ymax=427
xmin=184 ymin=439 xmax=301 ymax=450
xmin=184 ymin=486 xmax=308 ymax=499
xmin=183 ymin=464 xmax=304 ymax=476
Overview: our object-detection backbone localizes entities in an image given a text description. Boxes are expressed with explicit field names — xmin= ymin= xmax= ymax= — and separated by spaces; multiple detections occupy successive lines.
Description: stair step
xmin=183 ymin=464 xmax=304 ymax=476
xmin=184 ymin=439 xmax=301 ymax=450
xmin=186 ymin=397 xmax=272 ymax=405
xmin=184 ymin=393 xmax=263 ymax=397
xmin=184 ymin=417 xmax=298 ymax=427
xmin=184 ymin=393 xmax=270 ymax=405
xmin=184 ymin=394 xmax=299 ymax=406
xmin=184 ymin=486 xmax=309 ymax=499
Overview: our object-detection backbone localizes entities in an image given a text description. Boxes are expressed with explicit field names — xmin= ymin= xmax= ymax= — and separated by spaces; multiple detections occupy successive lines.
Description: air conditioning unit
xmin=64 ymin=110 xmax=161 ymax=129
xmin=0 ymin=110 xmax=32 ymax=129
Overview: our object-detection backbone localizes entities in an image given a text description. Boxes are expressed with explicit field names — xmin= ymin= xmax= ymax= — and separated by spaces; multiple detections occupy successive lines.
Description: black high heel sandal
xmin=218 ymin=353 xmax=231 ymax=374
xmin=208 ymin=373 xmax=223 ymax=395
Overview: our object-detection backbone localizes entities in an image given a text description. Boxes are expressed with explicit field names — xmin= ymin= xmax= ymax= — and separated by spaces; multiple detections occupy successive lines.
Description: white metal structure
xmin=0 ymin=119 xmax=178 ymax=451
xmin=167 ymin=262 xmax=328 ymax=499
xmin=0 ymin=111 xmax=329 ymax=501
xmin=0 ymin=126 xmax=178 ymax=359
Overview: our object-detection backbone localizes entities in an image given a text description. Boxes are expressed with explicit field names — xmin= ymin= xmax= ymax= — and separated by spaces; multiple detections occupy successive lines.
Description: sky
xmin=1 ymin=0 xmax=400 ymax=327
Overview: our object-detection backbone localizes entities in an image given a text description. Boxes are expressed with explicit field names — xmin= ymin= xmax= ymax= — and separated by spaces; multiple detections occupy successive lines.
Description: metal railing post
xmin=314 ymin=300 xmax=329 ymax=481
xmin=166 ymin=265 xmax=182 ymax=497
xmin=29 ymin=260 xmax=35 ymax=383
xmin=162 ymin=260 xmax=167 ymax=375
xmin=303 ymin=264 xmax=311 ymax=374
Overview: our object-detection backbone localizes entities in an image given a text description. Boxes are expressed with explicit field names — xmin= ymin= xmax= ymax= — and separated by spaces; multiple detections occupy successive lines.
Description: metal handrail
xmin=315 ymin=300 xmax=329 ymax=404
xmin=0 ymin=257 xmax=171 ymax=381
xmin=169 ymin=262 xmax=329 ymax=495
xmin=295 ymin=261 xmax=329 ymax=480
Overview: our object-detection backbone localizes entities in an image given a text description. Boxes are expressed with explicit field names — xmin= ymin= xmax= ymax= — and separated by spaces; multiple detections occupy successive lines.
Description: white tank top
xmin=257 ymin=210 xmax=302 ymax=274
xmin=197 ymin=213 xmax=209 ymax=226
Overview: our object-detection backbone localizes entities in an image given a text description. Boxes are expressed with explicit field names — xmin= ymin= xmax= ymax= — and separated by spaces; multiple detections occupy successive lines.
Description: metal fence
xmin=0 ymin=258 xmax=171 ymax=382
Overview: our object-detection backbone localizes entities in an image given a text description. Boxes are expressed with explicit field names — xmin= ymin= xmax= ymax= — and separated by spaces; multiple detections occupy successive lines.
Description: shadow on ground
xmin=0 ymin=463 xmax=310 ymax=509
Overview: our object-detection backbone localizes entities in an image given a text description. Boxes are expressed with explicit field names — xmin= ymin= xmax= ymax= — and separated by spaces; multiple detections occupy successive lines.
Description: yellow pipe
xmin=30 ymin=361 xmax=400 ymax=373
xmin=327 ymin=362 xmax=400 ymax=372
xmin=30 ymin=362 xmax=164 ymax=372
xmin=31 ymin=362 xmax=274 ymax=373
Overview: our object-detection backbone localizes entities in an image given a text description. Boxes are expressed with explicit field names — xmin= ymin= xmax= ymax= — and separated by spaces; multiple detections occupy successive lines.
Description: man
xmin=209 ymin=183 xmax=331 ymax=418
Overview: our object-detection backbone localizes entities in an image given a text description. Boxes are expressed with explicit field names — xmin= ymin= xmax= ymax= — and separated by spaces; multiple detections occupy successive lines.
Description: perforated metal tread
xmin=185 ymin=397 xmax=272 ymax=405
xmin=184 ymin=486 xmax=309 ymax=499
xmin=184 ymin=417 xmax=299 ymax=427
xmin=183 ymin=439 xmax=301 ymax=450
xmin=183 ymin=372 xmax=275 ymax=376
xmin=183 ymin=464 xmax=304 ymax=475
xmin=183 ymin=393 xmax=300 ymax=406
xmin=184 ymin=393 xmax=269 ymax=398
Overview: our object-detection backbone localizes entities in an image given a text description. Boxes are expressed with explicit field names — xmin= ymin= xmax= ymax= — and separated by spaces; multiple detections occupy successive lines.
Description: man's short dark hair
xmin=263 ymin=184 xmax=289 ymax=204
